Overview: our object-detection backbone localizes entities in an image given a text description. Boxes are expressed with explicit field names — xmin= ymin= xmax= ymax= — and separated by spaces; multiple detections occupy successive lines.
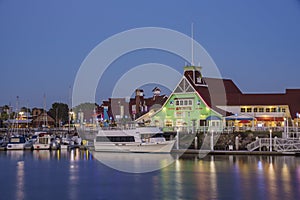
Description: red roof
xmin=184 ymin=70 xmax=300 ymax=118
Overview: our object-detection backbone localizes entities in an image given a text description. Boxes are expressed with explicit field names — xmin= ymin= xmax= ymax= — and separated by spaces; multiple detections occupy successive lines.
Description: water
xmin=0 ymin=150 xmax=300 ymax=200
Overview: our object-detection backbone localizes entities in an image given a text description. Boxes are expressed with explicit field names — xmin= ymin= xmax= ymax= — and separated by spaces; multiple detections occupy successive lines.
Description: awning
xmin=225 ymin=114 xmax=254 ymax=121
xmin=206 ymin=116 xmax=221 ymax=120
xmin=256 ymin=117 xmax=284 ymax=121
xmin=239 ymin=120 xmax=251 ymax=123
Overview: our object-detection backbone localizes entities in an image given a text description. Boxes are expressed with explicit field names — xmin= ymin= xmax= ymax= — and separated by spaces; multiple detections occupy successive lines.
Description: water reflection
xmin=92 ymin=151 xmax=174 ymax=173
xmin=29 ymin=149 xmax=93 ymax=161
xmin=16 ymin=161 xmax=24 ymax=200
xmin=185 ymin=155 xmax=300 ymax=200
xmin=1 ymin=150 xmax=300 ymax=200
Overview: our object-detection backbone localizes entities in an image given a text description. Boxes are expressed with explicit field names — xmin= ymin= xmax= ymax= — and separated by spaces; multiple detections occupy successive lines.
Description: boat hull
xmin=6 ymin=143 xmax=25 ymax=150
xmin=33 ymin=144 xmax=51 ymax=150
xmin=94 ymin=140 xmax=175 ymax=153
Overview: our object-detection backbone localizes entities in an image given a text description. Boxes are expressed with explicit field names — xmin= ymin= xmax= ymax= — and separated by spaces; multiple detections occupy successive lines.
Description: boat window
xmin=96 ymin=136 xmax=135 ymax=142
xmin=10 ymin=137 xmax=25 ymax=143
xmin=39 ymin=138 xmax=49 ymax=144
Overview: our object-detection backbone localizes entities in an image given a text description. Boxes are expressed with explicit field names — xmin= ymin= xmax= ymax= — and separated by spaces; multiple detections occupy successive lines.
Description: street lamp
xmin=296 ymin=112 xmax=299 ymax=134
xmin=269 ymin=129 xmax=272 ymax=152
xmin=176 ymin=128 xmax=179 ymax=150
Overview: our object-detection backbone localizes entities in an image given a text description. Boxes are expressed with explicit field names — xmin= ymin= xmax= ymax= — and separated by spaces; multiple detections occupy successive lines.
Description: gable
xmin=174 ymin=77 xmax=195 ymax=94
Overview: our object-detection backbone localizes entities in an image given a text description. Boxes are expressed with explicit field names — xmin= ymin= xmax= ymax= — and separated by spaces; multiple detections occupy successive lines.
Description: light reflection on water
xmin=0 ymin=151 xmax=300 ymax=200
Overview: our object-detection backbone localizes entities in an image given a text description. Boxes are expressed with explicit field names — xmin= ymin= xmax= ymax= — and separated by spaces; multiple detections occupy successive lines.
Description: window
xmin=247 ymin=108 xmax=252 ymax=113
xmin=165 ymin=120 xmax=173 ymax=127
xmin=175 ymin=99 xmax=193 ymax=106
xmin=240 ymin=108 xmax=245 ymax=113
xmin=271 ymin=108 xmax=276 ymax=112
xmin=282 ymin=108 xmax=286 ymax=113
xmin=266 ymin=108 xmax=270 ymax=112
xmin=253 ymin=108 xmax=258 ymax=112
xmin=259 ymin=108 xmax=264 ymax=112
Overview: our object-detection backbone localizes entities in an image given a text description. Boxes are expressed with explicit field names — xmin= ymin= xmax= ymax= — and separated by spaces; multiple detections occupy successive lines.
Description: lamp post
xmin=269 ymin=129 xmax=272 ymax=152
xmin=211 ymin=130 xmax=214 ymax=151
xmin=284 ymin=117 xmax=287 ymax=139
xmin=297 ymin=112 xmax=299 ymax=135
xmin=176 ymin=128 xmax=179 ymax=150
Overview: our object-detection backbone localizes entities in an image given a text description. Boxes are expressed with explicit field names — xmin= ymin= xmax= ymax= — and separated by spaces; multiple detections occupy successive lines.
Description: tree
xmin=73 ymin=102 xmax=99 ymax=123
xmin=48 ymin=103 xmax=69 ymax=126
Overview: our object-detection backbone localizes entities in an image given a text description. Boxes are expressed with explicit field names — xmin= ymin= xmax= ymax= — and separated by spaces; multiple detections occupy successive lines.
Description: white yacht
xmin=33 ymin=133 xmax=59 ymax=150
xmin=6 ymin=136 xmax=27 ymax=150
xmin=79 ymin=125 xmax=175 ymax=153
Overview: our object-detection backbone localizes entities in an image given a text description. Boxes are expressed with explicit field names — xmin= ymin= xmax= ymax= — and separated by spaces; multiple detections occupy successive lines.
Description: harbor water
xmin=0 ymin=150 xmax=300 ymax=200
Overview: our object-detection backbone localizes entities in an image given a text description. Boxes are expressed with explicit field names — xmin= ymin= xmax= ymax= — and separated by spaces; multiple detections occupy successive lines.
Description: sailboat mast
xmin=43 ymin=94 xmax=47 ymax=128
xmin=16 ymin=96 xmax=19 ymax=135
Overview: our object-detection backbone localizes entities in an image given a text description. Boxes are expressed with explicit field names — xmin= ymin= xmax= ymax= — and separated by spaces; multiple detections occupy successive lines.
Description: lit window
xmin=271 ymin=108 xmax=276 ymax=112
xmin=165 ymin=120 xmax=173 ymax=127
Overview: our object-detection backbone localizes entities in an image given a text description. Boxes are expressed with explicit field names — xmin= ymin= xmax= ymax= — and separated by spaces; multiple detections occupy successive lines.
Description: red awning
xmin=239 ymin=120 xmax=251 ymax=123
xmin=256 ymin=117 xmax=284 ymax=121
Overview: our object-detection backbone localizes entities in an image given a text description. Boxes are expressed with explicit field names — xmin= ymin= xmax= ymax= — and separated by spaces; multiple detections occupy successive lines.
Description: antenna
xmin=191 ymin=22 xmax=194 ymax=66
xmin=43 ymin=93 xmax=47 ymax=128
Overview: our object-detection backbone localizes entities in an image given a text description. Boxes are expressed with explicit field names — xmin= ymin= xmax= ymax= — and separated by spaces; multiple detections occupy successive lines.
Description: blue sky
xmin=1 ymin=0 xmax=300 ymax=108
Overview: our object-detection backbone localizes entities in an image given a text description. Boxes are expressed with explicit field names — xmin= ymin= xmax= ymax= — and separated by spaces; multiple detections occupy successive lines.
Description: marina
xmin=1 ymin=149 xmax=300 ymax=200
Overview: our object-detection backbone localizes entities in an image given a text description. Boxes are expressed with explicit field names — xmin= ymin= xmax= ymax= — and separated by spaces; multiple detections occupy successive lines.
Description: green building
xmin=137 ymin=66 xmax=223 ymax=132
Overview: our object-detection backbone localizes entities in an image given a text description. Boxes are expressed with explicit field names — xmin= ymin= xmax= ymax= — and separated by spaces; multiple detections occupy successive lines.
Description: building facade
xmin=136 ymin=65 xmax=300 ymax=132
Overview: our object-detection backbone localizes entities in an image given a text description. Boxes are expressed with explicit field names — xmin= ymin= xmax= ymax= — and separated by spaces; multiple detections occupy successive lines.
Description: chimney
xmin=135 ymin=89 xmax=144 ymax=114
xmin=152 ymin=87 xmax=161 ymax=97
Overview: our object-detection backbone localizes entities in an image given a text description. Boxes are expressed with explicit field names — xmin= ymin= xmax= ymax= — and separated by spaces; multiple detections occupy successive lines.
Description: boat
xmin=33 ymin=133 xmax=59 ymax=150
xmin=80 ymin=124 xmax=175 ymax=153
xmin=6 ymin=136 xmax=27 ymax=150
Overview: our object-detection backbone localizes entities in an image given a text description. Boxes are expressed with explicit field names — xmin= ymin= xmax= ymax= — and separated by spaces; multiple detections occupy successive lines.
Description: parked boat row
xmin=0 ymin=132 xmax=83 ymax=151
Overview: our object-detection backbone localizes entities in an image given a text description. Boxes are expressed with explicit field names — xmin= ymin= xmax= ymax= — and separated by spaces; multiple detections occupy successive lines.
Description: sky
xmin=1 ymin=0 xmax=300 ymax=109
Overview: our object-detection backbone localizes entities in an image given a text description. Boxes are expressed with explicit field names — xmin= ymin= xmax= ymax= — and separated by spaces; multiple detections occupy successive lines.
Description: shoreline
xmin=172 ymin=149 xmax=298 ymax=156
xmin=1 ymin=146 xmax=299 ymax=156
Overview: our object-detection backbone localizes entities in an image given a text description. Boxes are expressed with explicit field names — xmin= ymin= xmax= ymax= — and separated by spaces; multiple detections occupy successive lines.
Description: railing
xmin=247 ymin=138 xmax=300 ymax=152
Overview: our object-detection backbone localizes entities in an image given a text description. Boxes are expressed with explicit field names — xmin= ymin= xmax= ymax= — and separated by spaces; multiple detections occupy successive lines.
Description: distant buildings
xmin=1 ymin=107 xmax=55 ymax=128
xmin=98 ymin=88 xmax=168 ymax=122
xmin=134 ymin=66 xmax=300 ymax=132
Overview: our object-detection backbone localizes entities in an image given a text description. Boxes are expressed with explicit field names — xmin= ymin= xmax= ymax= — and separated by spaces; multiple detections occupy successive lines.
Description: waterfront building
xmin=98 ymin=88 xmax=167 ymax=122
xmin=98 ymin=65 xmax=300 ymax=132
xmin=32 ymin=110 xmax=55 ymax=128
xmin=136 ymin=66 xmax=224 ymax=132
xmin=136 ymin=66 xmax=300 ymax=132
